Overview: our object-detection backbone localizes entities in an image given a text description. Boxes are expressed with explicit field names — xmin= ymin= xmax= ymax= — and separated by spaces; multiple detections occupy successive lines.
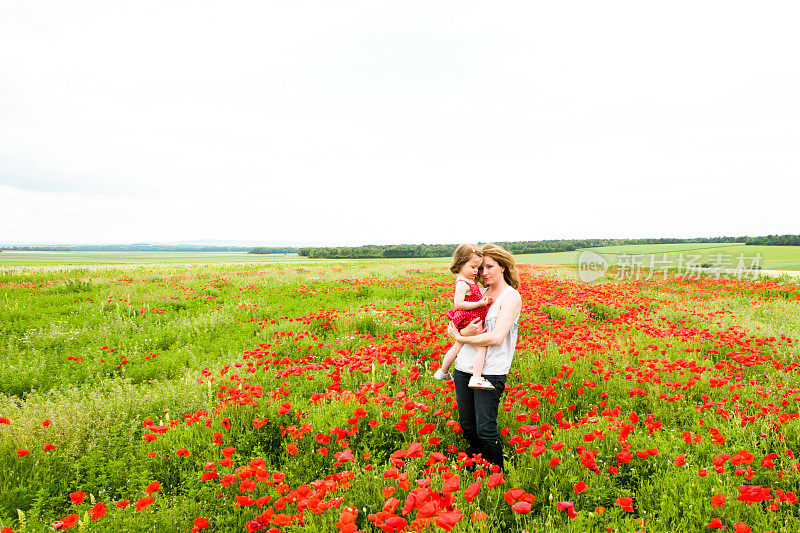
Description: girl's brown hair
xmin=450 ymin=244 xmax=482 ymax=274
xmin=480 ymin=243 xmax=520 ymax=289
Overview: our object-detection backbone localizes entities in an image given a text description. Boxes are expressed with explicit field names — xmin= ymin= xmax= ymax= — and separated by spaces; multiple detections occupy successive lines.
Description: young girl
xmin=434 ymin=244 xmax=495 ymax=390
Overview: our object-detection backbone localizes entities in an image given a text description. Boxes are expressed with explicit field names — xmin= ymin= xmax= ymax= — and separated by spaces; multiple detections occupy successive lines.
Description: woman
xmin=446 ymin=243 xmax=522 ymax=471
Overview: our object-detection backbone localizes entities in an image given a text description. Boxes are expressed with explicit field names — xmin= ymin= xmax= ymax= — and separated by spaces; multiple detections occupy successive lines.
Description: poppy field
xmin=1 ymin=261 xmax=800 ymax=532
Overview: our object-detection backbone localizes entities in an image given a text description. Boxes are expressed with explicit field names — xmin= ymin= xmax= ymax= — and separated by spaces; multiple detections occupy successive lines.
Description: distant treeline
xmin=247 ymin=247 xmax=300 ymax=254
xmin=2 ymin=245 xmax=297 ymax=253
xmin=300 ymin=245 xmax=455 ymax=259
xmin=745 ymin=234 xmax=800 ymax=246
xmin=297 ymin=235 xmax=800 ymax=259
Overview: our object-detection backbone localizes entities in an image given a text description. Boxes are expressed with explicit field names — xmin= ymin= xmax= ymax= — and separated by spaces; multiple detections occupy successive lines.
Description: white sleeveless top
xmin=453 ymin=285 xmax=520 ymax=376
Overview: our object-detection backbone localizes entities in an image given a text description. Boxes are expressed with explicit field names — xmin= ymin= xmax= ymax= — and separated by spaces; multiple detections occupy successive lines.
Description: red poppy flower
xmin=51 ymin=514 xmax=79 ymax=530
xmin=136 ymin=496 xmax=154 ymax=511
xmin=557 ymin=501 xmax=578 ymax=518
xmin=464 ymin=480 xmax=481 ymax=502
xmin=761 ymin=453 xmax=777 ymax=469
xmin=417 ymin=501 xmax=437 ymax=519
xmin=434 ymin=510 xmax=463 ymax=531
xmin=442 ymin=474 xmax=460 ymax=493
xmin=235 ymin=495 xmax=255 ymax=508
xmin=503 ymin=488 xmax=525 ymax=504
xmin=736 ymin=485 xmax=771 ymax=504
xmin=384 ymin=516 xmax=407 ymax=531
xmin=333 ymin=449 xmax=354 ymax=466
xmin=405 ymin=442 xmax=424 ymax=458
xmin=580 ymin=452 xmax=599 ymax=471
xmin=710 ymin=493 xmax=726 ymax=508
xmin=89 ymin=502 xmax=107 ymax=521
xmin=512 ymin=501 xmax=532 ymax=513
xmin=221 ymin=446 xmax=236 ymax=458
xmin=273 ymin=513 xmax=293 ymax=526
xmin=70 ymin=491 xmax=85 ymax=505
xmin=487 ymin=473 xmax=504 ymax=488
xmin=200 ymin=471 xmax=218 ymax=482
xmin=615 ymin=496 xmax=633 ymax=512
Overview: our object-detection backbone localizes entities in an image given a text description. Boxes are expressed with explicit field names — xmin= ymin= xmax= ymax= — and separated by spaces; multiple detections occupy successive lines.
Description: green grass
xmin=2 ymin=260 xmax=800 ymax=531
xmin=3 ymin=244 xmax=799 ymax=271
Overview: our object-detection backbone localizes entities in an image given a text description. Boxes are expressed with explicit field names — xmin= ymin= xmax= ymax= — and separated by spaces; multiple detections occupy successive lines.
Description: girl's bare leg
xmin=472 ymin=346 xmax=487 ymax=378
xmin=440 ymin=341 xmax=463 ymax=373
xmin=468 ymin=346 xmax=494 ymax=390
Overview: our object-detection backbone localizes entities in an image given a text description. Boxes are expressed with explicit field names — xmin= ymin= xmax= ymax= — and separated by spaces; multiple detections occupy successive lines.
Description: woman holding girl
xmin=446 ymin=243 xmax=522 ymax=471
xmin=434 ymin=244 xmax=495 ymax=390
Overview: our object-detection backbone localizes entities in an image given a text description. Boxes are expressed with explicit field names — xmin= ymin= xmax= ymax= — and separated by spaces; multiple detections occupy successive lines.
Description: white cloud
xmin=1 ymin=1 xmax=798 ymax=245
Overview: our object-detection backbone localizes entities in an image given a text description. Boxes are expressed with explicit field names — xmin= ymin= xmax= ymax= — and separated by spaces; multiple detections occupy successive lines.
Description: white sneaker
xmin=468 ymin=376 xmax=495 ymax=390
xmin=434 ymin=369 xmax=453 ymax=381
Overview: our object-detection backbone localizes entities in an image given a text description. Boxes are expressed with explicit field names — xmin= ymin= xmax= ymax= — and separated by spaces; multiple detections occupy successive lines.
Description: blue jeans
xmin=454 ymin=369 xmax=507 ymax=467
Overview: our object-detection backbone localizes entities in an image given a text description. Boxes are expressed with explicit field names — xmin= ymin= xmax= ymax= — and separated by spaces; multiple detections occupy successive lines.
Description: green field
xmin=3 ymin=244 xmax=799 ymax=271
xmin=0 ymin=243 xmax=800 ymax=270
xmin=2 ymin=260 xmax=800 ymax=531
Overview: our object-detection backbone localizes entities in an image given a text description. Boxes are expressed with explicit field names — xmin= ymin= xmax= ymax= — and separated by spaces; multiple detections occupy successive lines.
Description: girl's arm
xmin=453 ymin=282 xmax=490 ymax=310
xmin=447 ymin=291 xmax=521 ymax=346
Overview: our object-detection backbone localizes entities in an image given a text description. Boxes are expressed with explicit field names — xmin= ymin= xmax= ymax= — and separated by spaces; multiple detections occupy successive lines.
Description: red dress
xmin=446 ymin=279 xmax=488 ymax=330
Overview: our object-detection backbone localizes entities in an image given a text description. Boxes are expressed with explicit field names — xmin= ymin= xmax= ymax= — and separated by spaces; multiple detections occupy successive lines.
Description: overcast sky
xmin=1 ymin=1 xmax=798 ymax=246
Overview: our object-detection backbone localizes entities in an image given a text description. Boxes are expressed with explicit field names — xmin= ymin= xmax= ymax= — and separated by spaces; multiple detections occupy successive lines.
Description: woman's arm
xmin=455 ymin=294 xmax=491 ymax=311
xmin=447 ymin=291 xmax=521 ymax=346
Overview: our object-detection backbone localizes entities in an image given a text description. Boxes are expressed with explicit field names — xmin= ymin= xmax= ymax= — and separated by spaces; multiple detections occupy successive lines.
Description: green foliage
xmin=60 ymin=279 xmax=93 ymax=293
xmin=247 ymin=247 xmax=299 ymax=254
xmin=582 ymin=301 xmax=619 ymax=321
xmin=2 ymin=260 xmax=800 ymax=532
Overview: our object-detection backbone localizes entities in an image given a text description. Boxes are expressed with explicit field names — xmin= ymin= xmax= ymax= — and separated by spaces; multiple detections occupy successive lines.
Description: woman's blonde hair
xmin=480 ymin=243 xmax=520 ymax=289
xmin=450 ymin=244 xmax=482 ymax=274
